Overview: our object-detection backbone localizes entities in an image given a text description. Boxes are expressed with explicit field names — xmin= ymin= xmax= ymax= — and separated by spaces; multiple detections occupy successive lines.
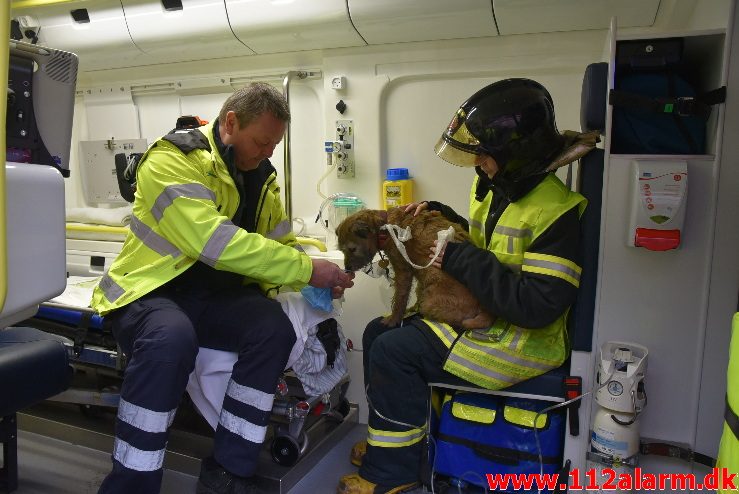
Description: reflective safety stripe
xmin=151 ymin=183 xmax=215 ymax=222
xmin=508 ymin=327 xmax=523 ymax=351
xmin=494 ymin=225 xmax=533 ymax=254
xmin=99 ymin=274 xmax=125 ymax=303
xmin=451 ymin=401 xmax=496 ymax=424
xmin=523 ymin=252 xmax=581 ymax=287
xmin=130 ymin=215 xmax=181 ymax=258
xmin=200 ymin=220 xmax=239 ymax=267
xmin=445 ymin=351 xmax=518 ymax=386
xmin=113 ymin=438 xmax=166 ymax=472
xmin=425 ymin=320 xmax=456 ymax=347
xmin=494 ymin=225 xmax=533 ymax=238
xmin=226 ymin=380 xmax=274 ymax=412
xmin=367 ymin=426 xmax=425 ymax=448
xmin=219 ymin=409 xmax=268 ymax=443
xmin=504 ymin=406 xmax=547 ymax=429
xmin=468 ymin=218 xmax=483 ymax=232
xmin=117 ymin=398 xmax=176 ymax=433
xmin=457 ymin=336 xmax=554 ymax=371
xmin=266 ymin=220 xmax=291 ymax=240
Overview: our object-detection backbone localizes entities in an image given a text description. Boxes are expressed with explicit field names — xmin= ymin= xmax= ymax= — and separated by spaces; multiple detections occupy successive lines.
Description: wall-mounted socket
xmin=335 ymin=119 xmax=354 ymax=179
xmin=330 ymin=76 xmax=346 ymax=90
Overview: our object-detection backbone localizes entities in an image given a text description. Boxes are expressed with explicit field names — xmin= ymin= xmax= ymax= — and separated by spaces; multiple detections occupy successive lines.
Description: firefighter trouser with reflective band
xmin=359 ymin=317 xmax=470 ymax=486
xmin=717 ymin=312 xmax=739 ymax=492
xmin=97 ymin=284 xmax=295 ymax=494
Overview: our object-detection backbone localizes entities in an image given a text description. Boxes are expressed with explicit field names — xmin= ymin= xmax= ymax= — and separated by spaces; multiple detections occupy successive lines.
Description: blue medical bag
xmin=434 ymin=393 xmax=565 ymax=493
xmin=609 ymin=37 xmax=725 ymax=155
xmin=611 ymin=72 xmax=706 ymax=155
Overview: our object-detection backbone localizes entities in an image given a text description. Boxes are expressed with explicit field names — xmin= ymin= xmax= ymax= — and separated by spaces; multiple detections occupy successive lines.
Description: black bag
xmin=315 ymin=318 xmax=340 ymax=368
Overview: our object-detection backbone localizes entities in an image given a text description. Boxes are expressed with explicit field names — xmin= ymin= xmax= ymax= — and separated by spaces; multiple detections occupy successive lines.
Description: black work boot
xmin=196 ymin=456 xmax=266 ymax=494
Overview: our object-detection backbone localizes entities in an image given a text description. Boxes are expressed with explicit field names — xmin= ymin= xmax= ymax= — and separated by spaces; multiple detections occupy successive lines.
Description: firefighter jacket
xmin=717 ymin=312 xmax=739 ymax=490
xmin=91 ymin=121 xmax=312 ymax=315
xmin=422 ymin=172 xmax=586 ymax=389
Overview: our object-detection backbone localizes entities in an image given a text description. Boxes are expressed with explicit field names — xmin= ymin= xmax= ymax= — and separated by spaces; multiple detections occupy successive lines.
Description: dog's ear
xmin=352 ymin=221 xmax=372 ymax=239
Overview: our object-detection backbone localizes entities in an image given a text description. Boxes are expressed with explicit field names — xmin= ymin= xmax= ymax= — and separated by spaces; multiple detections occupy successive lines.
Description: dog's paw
xmin=381 ymin=315 xmax=402 ymax=327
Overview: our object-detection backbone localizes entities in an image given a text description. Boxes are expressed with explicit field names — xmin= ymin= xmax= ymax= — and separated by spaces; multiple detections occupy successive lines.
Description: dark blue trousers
xmin=359 ymin=317 xmax=468 ymax=486
xmin=97 ymin=284 xmax=295 ymax=494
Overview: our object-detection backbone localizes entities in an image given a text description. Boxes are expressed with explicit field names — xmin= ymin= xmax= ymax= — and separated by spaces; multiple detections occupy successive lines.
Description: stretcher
xmin=19 ymin=278 xmax=354 ymax=468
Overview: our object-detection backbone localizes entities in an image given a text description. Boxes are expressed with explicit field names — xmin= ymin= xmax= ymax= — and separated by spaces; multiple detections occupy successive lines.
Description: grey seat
xmin=0 ymin=326 xmax=72 ymax=493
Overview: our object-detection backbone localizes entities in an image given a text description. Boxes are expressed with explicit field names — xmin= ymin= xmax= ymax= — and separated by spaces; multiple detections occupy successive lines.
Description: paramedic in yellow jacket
xmin=338 ymin=79 xmax=596 ymax=494
xmin=717 ymin=312 xmax=739 ymax=492
xmin=91 ymin=83 xmax=354 ymax=494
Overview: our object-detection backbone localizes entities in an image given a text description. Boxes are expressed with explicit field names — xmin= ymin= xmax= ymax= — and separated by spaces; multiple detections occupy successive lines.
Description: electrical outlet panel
xmin=335 ymin=119 xmax=354 ymax=179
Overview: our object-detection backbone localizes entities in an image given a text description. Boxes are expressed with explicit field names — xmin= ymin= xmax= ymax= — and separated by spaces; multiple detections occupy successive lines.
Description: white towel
xmin=186 ymin=292 xmax=348 ymax=430
xmin=66 ymin=206 xmax=133 ymax=226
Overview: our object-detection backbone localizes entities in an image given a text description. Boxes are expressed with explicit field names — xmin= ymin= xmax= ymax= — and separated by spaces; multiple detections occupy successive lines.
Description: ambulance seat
xmin=0 ymin=326 xmax=72 ymax=493
xmin=502 ymin=62 xmax=607 ymax=397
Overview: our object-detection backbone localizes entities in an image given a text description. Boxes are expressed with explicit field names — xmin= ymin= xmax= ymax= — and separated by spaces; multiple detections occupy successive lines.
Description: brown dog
xmin=336 ymin=208 xmax=494 ymax=329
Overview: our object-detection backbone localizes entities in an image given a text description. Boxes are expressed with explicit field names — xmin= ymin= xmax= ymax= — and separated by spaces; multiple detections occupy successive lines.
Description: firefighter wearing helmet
xmin=338 ymin=78 xmax=599 ymax=494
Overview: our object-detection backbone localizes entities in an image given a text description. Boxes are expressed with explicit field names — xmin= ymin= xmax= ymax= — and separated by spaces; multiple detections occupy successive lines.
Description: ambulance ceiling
xmin=10 ymin=0 xmax=661 ymax=71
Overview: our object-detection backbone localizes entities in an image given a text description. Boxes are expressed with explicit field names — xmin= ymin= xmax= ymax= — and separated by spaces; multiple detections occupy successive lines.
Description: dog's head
xmin=335 ymin=209 xmax=386 ymax=271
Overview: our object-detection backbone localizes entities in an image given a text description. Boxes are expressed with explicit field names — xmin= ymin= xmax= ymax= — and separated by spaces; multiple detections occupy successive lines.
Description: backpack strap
xmin=609 ymin=85 xmax=726 ymax=120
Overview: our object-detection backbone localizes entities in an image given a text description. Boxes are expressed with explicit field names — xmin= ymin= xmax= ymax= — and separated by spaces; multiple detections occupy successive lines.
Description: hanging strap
xmin=73 ymin=311 xmax=92 ymax=357
xmin=609 ymin=85 xmax=726 ymax=120
xmin=437 ymin=432 xmax=561 ymax=465
xmin=640 ymin=440 xmax=716 ymax=468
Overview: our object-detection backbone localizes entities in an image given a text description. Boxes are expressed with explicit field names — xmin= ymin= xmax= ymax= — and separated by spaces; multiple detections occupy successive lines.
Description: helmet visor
xmin=434 ymin=109 xmax=480 ymax=168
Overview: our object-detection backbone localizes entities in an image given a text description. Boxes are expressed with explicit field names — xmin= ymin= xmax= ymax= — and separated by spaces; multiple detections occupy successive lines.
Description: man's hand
xmin=309 ymin=259 xmax=355 ymax=290
xmin=429 ymin=240 xmax=446 ymax=269
xmin=403 ymin=201 xmax=429 ymax=216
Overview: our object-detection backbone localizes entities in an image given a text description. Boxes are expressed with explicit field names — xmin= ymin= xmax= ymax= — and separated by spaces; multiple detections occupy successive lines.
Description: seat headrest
xmin=580 ymin=62 xmax=609 ymax=133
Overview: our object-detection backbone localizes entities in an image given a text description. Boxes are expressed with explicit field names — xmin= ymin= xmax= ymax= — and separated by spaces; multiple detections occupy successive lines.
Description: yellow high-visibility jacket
xmin=717 ymin=312 xmax=739 ymax=491
xmin=424 ymin=173 xmax=586 ymax=389
xmin=91 ymin=121 xmax=311 ymax=315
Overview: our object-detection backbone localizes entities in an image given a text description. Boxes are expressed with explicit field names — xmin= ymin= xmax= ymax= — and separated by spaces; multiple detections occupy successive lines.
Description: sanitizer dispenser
xmin=627 ymin=160 xmax=688 ymax=251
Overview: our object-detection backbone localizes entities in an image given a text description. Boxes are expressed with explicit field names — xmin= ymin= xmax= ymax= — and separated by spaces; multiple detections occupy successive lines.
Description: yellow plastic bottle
xmin=382 ymin=168 xmax=413 ymax=210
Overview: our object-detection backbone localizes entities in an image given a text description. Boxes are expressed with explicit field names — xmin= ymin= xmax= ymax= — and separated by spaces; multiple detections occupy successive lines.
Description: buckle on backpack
xmin=675 ymin=97 xmax=696 ymax=116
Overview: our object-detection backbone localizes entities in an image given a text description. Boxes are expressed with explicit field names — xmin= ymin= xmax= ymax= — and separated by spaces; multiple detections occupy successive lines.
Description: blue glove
xmin=300 ymin=285 xmax=334 ymax=312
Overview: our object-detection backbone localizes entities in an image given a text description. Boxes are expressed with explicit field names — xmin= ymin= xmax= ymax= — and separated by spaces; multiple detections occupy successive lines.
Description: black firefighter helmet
xmin=434 ymin=78 xmax=566 ymax=182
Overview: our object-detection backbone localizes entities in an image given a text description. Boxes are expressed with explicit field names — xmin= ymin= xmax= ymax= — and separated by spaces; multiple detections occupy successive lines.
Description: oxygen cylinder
xmin=591 ymin=408 xmax=641 ymax=460
xmin=587 ymin=342 xmax=648 ymax=494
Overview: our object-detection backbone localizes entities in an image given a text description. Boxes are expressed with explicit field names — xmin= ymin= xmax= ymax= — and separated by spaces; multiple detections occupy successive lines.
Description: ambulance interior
xmin=2 ymin=0 xmax=739 ymax=492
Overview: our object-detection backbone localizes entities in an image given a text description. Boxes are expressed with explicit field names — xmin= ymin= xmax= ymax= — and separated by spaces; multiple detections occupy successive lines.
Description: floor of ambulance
xmin=14 ymin=401 xmax=494 ymax=494
xmin=15 ymin=420 xmax=367 ymax=494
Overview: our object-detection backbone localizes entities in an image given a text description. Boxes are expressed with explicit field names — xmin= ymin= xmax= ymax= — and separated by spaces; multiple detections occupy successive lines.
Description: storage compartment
xmin=493 ymin=0 xmax=660 ymax=36
xmin=348 ymin=0 xmax=497 ymax=45
xmin=610 ymin=33 xmax=726 ymax=156
xmin=121 ymin=0 xmax=254 ymax=63
xmin=226 ymin=0 xmax=365 ymax=54
xmin=11 ymin=0 xmax=147 ymax=71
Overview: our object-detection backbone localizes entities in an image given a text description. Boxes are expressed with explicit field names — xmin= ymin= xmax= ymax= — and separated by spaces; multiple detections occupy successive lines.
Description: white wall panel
xmin=382 ymin=72 xmax=585 ymax=217
xmin=135 ymin=94 xmax=181 ymax=144
xmin=83 ymin=87 xmax=140 ymax=140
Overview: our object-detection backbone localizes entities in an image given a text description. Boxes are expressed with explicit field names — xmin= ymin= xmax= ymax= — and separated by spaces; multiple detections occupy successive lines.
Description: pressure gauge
xmin=607 ymin=380 xmax=624 ymax=396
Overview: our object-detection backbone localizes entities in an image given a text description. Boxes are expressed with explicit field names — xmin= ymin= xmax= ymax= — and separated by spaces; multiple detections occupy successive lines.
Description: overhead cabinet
xmin=225 ymin=0 xmax=366 ymax=54
xmin=121 ymin=0 xmax=255 ymax=63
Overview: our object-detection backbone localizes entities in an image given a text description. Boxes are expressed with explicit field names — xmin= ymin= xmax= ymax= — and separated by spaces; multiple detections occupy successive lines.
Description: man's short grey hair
xmin=219 ymin=82 xmax=290 ymax=127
